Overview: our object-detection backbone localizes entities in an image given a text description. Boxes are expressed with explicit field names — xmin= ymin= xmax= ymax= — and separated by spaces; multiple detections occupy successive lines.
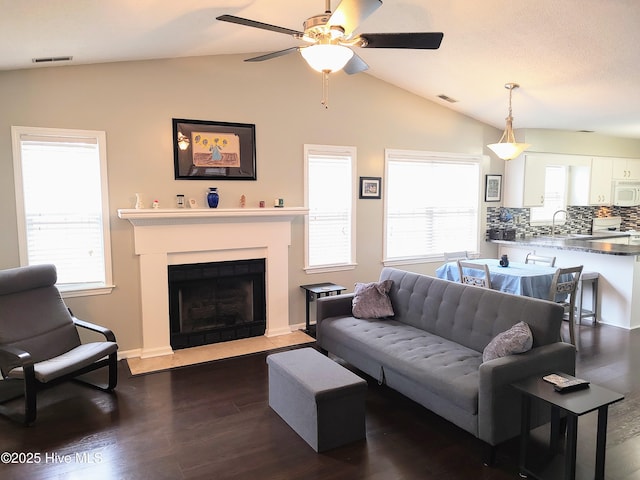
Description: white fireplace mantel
xmin=118 ymin=207 xmax=308 ymax=358
xmin=118 ymin=207 xmax=308 ymax=226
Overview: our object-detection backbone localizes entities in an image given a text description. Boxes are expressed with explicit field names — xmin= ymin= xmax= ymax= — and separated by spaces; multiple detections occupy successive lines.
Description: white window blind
xmin=12 ymin=127 xmax=113 ymax=295
xmin=530 ymin=165 xmax=567 ymax=223
xmin=385 ymin=150 xmax=480 ymax=262
xmin=305 ymin=145 xmax=356 ymax=271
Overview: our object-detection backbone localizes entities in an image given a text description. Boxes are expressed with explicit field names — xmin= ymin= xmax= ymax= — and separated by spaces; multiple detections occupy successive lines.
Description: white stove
xmin=592 ymin=217 xmax=640 ymax=245
xmin=592 ymin=216 xmax=622 ymax=233
xmin=627 ymin=231 xmax=640 ymax=245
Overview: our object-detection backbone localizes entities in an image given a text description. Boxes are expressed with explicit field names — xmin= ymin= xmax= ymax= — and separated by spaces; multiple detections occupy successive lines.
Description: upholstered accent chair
xmin=0 ymin=264 xmax=118 ymax=424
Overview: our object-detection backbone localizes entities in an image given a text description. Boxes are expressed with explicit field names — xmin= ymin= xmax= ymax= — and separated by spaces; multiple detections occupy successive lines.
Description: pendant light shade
xmin=487 ymin=83 xmax=531 ymax=160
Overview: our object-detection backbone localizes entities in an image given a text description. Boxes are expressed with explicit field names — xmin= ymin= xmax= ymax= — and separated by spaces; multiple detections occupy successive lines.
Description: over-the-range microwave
xmin=613 ymin=180 xmax=640 ymax=206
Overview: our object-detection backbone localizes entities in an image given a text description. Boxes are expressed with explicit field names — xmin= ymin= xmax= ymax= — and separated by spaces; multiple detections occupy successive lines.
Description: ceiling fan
xmin=217 ymin=0 xmax=443 ymax=107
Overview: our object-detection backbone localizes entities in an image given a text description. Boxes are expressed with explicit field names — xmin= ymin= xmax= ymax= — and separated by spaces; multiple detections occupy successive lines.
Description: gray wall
xmin=0 ymin=52 xmax=516 ymax=353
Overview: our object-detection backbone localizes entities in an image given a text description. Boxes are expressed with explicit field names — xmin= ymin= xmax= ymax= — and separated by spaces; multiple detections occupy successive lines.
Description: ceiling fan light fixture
xmin=487 ymin=83 xmax=531 ymax=160
xmin=300 ymin=44 xmax=354 ymax=73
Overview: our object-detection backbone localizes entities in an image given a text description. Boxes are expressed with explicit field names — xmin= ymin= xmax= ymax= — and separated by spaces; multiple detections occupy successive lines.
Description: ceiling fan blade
xmin=244 ymin=47 xmax=299 ymax=63
xmin=216 ymin=14 xmax=303 ymax=37
xmin=343 ymin=53 xmax=369 ymax=75
xmin=328 ymin=0 xmax=382 ymax=35
xmin=358 ymin=32 xmax=444 ymax=49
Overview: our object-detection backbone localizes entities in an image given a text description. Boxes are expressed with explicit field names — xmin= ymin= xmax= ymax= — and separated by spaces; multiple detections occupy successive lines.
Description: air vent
xmin=32 ymin=56 xmax=73 ymax=64
xmin=437 ymin=94 xmax=458 ymax=103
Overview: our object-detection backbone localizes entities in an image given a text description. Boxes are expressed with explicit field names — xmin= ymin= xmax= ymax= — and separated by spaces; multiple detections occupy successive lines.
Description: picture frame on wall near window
xmin=359 ymin=176 xmax=382 ymax=199
xmin=173 ymin=118 xmax=256 ymax=180
xmin=485 ymin=174 xmax=502 ymax=202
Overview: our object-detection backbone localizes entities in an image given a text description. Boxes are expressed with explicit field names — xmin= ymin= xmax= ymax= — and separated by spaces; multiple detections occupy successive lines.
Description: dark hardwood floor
xmin=1 ymin=323 xmax=639 ymax=479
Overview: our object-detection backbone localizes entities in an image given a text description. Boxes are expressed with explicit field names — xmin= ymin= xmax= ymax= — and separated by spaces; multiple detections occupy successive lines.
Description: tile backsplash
xmin=487 ymin=205 xmax=640 ymax=238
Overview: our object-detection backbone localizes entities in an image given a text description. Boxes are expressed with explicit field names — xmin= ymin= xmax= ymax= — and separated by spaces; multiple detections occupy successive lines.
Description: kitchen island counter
xmin=493 ymin=237 xmax=640 ymax=329
xmin=489 ymin=235 xmax=640 ymax=256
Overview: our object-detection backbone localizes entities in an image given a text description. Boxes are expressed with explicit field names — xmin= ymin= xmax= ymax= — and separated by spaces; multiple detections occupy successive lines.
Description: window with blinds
xmin=530 ymin=165 xmax=568 ymax=223
xmin=304 ymin=145 xmax=356 ymax=272
xmin=12 ymin=126 xmax=113 ymax=296
xmin=384 ymin=150 xmax=481 ymax=263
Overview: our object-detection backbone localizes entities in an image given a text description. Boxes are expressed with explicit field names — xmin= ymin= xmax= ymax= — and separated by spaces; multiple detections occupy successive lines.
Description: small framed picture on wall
xmin=359 ymin=177 xmax=382 ymax=199
xmin=485 ymin=174 xmax=502 ymax=202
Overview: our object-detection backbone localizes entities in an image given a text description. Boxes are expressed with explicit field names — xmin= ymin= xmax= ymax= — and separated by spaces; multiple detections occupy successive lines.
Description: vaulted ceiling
xmin=2 ymin=0 xmax=639 ymax=138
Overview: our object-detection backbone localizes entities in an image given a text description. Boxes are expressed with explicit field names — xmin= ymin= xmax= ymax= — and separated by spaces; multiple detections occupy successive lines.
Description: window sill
xmin=383 ymin=257 xmax=441 ymax=267
xmin=304 ymin=263 xmax=357 ymax=274
xmin=59 ymin=284 xmax=115 ymax=298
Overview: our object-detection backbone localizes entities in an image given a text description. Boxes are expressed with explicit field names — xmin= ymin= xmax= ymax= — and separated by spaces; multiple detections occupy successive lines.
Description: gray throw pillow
xmin=352 ymin=280 xmax=394 ymax=319
xmin=482 ymin=321 xmax=533 ymax=362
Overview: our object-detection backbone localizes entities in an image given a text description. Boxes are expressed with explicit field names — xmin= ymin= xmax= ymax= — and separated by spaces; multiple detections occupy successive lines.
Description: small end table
xmin=512 ymin=374 xmax=624 ymax=480
xmin=300 ymin=283 xmax=346 ymax=337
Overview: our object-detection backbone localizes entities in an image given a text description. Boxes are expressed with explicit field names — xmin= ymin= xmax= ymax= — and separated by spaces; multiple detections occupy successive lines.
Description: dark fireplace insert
xmin=168 ymin=259 xmax=266 ymax=349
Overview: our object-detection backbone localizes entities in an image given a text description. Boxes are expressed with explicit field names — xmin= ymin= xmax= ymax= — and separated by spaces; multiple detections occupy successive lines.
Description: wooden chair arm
xmin=72 ymin=317 xmax=117 ymax=342
xmin=0 ymin=345 xmax=33 ymax=376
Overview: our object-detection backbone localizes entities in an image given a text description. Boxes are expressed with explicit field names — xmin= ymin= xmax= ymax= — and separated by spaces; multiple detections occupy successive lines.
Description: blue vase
xmin=207 ymin=187 xmax=219 ymax=208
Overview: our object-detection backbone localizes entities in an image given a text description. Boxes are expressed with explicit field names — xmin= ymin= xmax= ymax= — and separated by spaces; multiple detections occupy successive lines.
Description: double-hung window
xmin=304 ymin=144 xmax=356 ymax=272
xmin=12 ymin=126 xmax=114 ymax=297
xmin=384 ymin=149 xmax=481 ymax=263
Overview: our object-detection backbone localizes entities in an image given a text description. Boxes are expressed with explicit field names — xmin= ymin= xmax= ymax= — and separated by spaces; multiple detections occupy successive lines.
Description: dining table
xmin=435 ymin=258 xmax=563 ymax=300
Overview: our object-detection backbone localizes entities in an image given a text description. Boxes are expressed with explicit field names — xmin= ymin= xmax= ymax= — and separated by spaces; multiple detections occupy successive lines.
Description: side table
xmin=512 ymin=374 xmax=624 ymax=480
xmin=300 ymin=283 xmax=346 ymax=337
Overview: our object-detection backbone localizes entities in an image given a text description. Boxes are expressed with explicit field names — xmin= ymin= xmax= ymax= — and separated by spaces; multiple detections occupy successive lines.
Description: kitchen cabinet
xmin=503 ymin=154 xmax=547 ymax=207
xmin=612 ymin=157 xmax=640 ymax=180
xmin=589 ymin=157 xmax=613 ymax=204
xmin=505 ymin=153 xmax=591 ymax=208
xmin=570 ymin=157 xmax=612 ymax=205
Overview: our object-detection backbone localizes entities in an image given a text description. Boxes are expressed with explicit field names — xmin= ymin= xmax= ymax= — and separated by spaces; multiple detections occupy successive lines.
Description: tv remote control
xmin=553 ymin=379 xmax=590 ymax=392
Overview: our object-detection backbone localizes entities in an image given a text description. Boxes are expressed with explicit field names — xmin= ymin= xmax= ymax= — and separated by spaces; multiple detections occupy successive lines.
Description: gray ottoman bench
xmin=267 ymin=347 xmax=367 ymax=452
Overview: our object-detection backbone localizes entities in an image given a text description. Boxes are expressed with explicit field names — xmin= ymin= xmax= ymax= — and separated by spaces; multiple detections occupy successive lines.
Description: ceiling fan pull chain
xmin=321 ymin=70 xmax=330 ymax=108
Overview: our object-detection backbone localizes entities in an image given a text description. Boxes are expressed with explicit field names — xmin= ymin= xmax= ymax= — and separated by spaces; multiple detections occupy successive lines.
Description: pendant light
xmin=487 ymin=83 xmax=531 ymax=160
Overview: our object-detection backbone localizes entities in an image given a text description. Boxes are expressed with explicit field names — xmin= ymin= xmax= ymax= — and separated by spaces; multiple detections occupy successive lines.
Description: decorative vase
xmin=207 ymin=187 xmax=219 ymax=208
xmin=499 ymin=254 xmax=509 ymax=267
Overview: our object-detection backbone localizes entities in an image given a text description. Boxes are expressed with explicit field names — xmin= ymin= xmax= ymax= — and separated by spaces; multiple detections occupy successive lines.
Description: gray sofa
xmin=316 ymin=267 xmax=575 ymax=459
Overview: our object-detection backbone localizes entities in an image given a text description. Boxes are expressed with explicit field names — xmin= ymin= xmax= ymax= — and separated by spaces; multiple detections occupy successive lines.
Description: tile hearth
xmin=127 ymin=330 xmax=315 ymax=375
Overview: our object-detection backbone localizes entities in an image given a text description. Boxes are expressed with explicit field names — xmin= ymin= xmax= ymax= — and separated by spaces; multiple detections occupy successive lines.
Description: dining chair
xmin=444 ymin=251 xmax=469 ymax=262
xmin=525 ymin=253 xmax=557 ymax=267
xmin=457 ymin=260 xmax=491 ymax=289
xmin=547 ymin=265 xmax=583 ymax=348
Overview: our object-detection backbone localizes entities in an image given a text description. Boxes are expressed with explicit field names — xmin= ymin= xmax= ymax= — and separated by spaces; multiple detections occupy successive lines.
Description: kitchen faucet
xmin=551 ymin=209 xmax=569 ymax=236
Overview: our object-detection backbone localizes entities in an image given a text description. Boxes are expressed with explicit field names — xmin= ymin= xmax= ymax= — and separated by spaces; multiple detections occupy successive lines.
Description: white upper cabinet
xmin=569 ymin=157 xmax=613 ymax=206
xmin=612 ymin=157 xmax=640 ymax=180
xmin=589 ymin=157 xmax=613 ymax=204
xmin=503 ymin=154 xmax=548 ymax=207
xmin=504 ymin=154 xmax=592 ymax=208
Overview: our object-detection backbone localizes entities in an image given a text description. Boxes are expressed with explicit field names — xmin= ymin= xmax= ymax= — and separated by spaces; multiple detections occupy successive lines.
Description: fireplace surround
xmin=118 ymin=207 xmax=307 ymax=358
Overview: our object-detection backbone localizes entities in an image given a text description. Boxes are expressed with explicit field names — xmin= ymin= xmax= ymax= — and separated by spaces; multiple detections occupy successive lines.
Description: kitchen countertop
xmin=489 ymin=232 xmax=640 ymax=256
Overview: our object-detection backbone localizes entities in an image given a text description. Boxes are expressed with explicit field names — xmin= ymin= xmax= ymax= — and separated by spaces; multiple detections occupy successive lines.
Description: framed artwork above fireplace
xmin=173 ymin=118 xmax=256 ymax=180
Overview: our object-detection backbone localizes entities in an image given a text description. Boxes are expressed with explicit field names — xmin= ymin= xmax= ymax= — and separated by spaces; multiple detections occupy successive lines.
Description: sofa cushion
xmin=352 ymin=280 xmax=394 ymax=319
xmin=378 ymin=267 xmax=564 ymax=351
xmin=482 ymin=321 xmax=533 ymax=362
xmin=319 ymin=316 xmax=482 ymax=413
